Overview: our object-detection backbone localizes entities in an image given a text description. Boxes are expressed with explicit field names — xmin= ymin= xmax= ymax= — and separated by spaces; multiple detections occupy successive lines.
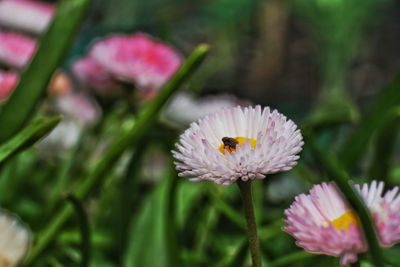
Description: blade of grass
xmin=306 ymin=133 xmax=385 ymax=267
xmin=340 ymin=74 xmax=400 ymax=169
xmin=65 ymin=194 xmax=91 ymax=267
xmin=0 ymin=0 xmax=92 ymax=143
xmin=165 ymin=164 xmax=180 ymax=267
xmin=23 ymin=44 xmax=209 ymax=265
xmin=0 ymin=116 xmax=61 ymax=165
xmin=368 ymin=107 xmax=400 ymax=181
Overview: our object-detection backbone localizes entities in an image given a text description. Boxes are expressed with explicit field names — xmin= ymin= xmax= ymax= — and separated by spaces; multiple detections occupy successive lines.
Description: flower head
xmin=72 ymin=56 xmax=123 ymax=95
xmin=89 ymin=33 xmax=181 ymax=92
xmin=0 ymin=32 xmax=37 ymax=68
xmin=0 ymin=0 xmax=55 ymax=35
xmin=172 ymin=105 xmax=304 ymax=186
xmin=355 ymin=181 xmax=400 ymax=247
xmin=0 ymin=71 xmax=18 ymax=101
xmin=284 ymin=181 xmax=400 ymax=265
xmin=283 ymin=183 xmax=366 ymax=265
xmin=0 ymin=210 xmax=31 ymax=266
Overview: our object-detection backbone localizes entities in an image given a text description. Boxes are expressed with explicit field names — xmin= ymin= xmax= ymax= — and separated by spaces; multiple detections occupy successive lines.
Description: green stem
xmin=23 ymin=44 xmax=209 ymax=265
xmin=306 ymin=134 xmax=385 ymax=267
xmin=340 ymin=74 xmax=400 ymax=169
xmin=165 ymin=165 xmax=180 ymax=267
xmin=237 ymin=180 xmax=262 ymax=267
xmin=66 ymin=195 xmax=91 ymax=267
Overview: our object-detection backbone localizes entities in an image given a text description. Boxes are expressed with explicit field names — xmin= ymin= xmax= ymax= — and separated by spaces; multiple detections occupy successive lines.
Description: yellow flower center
xmin=331 ymin=211 xmax=360 ymax=231
xmin=218 ymin=136 xmax=257 ymax=155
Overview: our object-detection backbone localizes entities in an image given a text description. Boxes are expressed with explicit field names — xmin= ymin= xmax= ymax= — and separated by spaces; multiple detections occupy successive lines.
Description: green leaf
xmin=24 ymin=44 xmax=209 ymax=265
xmin=0 ymin=0 xmax=92 ymax=143
xmin=65 ymin=194 xmax=91 ymax=267
xmin=303 ymin=90 xmax=359 ymax=131
xmin=368 ymin=107 xmax=400 ymax=181
xmin=124 ymin=178 xmax=169 ymax=267
xmin=340 ymin=74 xmax=400 ymax=169
xmin=0 ymin=116 xmax=61 ymax=165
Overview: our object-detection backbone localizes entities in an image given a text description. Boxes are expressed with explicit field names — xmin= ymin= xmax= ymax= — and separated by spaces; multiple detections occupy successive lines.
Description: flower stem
xmin=237 ymin=179 xmax=262 ymax=267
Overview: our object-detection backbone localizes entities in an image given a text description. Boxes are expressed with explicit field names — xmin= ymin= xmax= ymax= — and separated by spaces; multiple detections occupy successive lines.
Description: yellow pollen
xmin=331 ymin=211 xmax=360 ymax=232
xmin=218 ymin=137 xmax=257 ymax=155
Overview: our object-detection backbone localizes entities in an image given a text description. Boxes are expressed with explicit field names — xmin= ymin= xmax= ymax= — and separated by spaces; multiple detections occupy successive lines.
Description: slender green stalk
xmin=0 ymin=116 xmax=61 ymax=165
xmin=23 ymin=44 xmax=209 ymax=265
xmin=66 ymin=195 xmax=91 ymax=267
xmin=165 ymin=165 xmax=180 ymax=267
xmin=368 ymin=107 xmax=400 ymax=181
xmin=0 ymin=0 xmax=92 ymax=143
xmin=306 ymin=134 xmax=385 ymax=267
xmin=116 ymin=141 xmax=147 ymax=265
xmin=340 ymin=74 xmax=400 ymax=168
xmin=237 ymin=180 xmax=262 ymax=267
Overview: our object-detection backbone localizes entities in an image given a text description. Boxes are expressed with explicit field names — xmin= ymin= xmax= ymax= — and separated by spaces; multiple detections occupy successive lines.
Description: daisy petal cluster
xmin=0 ymin=210 xmax=31 ymax=266
xmin=283 ymin=183 xmax=366 ymax=265
xmin=0 ymin=0 xmax=55 ymax=35
xmin=355 ymin=181 xmax=400 ymax=247
xmin=72 ymin=33 xmax=181 ymax=97
xmin=284 ymin=181 xmax=400 ymax=265
xmin=172 ymin=105 xmax=304 ymax=186
xmin=0 ymin=32 xmax=37 ymax=68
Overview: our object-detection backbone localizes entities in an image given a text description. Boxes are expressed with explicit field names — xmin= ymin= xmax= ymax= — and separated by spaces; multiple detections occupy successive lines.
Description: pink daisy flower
xmin=0 ymin=32 xmax=37 ymax=68
xmin=283 ymin=183 xmax=367 ymax=265
xmin=89 ymin=33 xmax=182 ymax=92
xmin=172 ymin=105 xmax=304 ymax=186
xmin=284 ymin=181 xmax=400 ymax=265
xmin=0 ymin=0 xmax=55 ymax=35
xmin=72 ymin=56 xmax=123 ymax=95
xmin=0 ymin=71 xmax=18 ymax=101
xmin=355 ymin=181 xmax=400 ymax=247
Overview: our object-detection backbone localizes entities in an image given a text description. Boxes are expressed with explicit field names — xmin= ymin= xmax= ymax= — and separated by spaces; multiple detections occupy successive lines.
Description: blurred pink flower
xmin=0 ymin=32 xmax=37 ymax=68
xmin=55 ymin=92 xmax=101 ymax=126
xmin=0 ymin=71 xmax=18 ymax=101
xmin=72 ymin=56 xmax=123 ymax=95
xmin=284 ymin=181 xmax=400 ymax=265
xmin=0 ymin=0 xmax=55 ymax=35
xmin=89 ymin=33 xmax=181 ymax=92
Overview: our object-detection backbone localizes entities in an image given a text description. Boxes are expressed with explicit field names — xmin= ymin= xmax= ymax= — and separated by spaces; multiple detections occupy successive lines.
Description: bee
xmin=222 ymin=137 xmax=238 ymax=149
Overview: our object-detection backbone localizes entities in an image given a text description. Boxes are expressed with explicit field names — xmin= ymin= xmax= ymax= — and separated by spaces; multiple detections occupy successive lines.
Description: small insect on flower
xmin=172 ymin=105 xmax=304 ymax=185
xmin=222 ymin=136 xmax=239 ymax=150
